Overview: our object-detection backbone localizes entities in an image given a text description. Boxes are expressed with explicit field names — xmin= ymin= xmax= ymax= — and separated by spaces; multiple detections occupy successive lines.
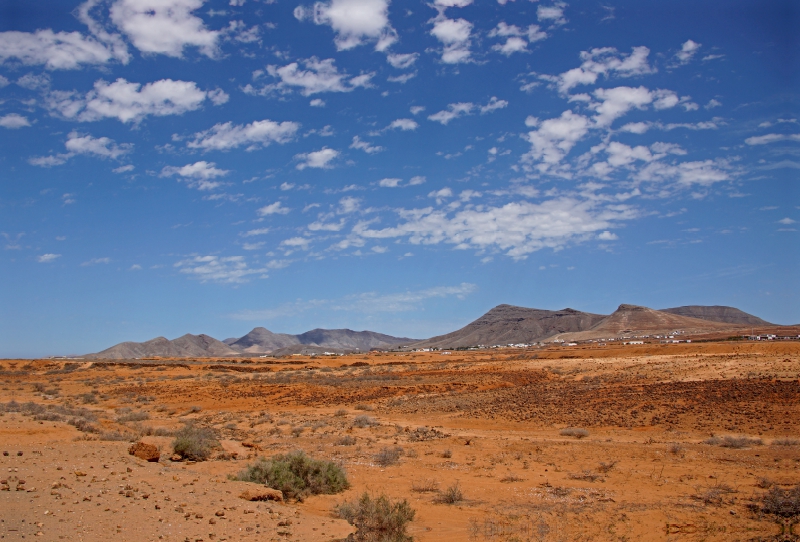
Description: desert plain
xmin=1 ymin=340 xmax=798 ymax=541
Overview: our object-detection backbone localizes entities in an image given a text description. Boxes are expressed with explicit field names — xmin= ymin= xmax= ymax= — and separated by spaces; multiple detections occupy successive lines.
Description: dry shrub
xmin=172 ymin=424 xmax=219 ymax=461
xmin=335 ymin=493 xmax=415 ymax=542
xmin=434 ymin=483 xmax=464 ymax=504
xmin=235 ymin=450 xmax=349 ymax=500
xmin=354 ymin=404 xmax=374 ymax=411
xmin=336 ymin=435 xmax=357 ymax=446
xmin=334 ymin=409 xmax=348 ymax=417
xmin=703 ymin=435 xmax=762 ymax=448
xmin=568 ymin=470 xmax=604 ymax=482
xmin=597 ymin=461 xmax=617 ymax=473
xmin=411 ymin=479 xmax=439 ymax=493
xmin=759 ymin=485 xmax=800 ymax=518
xmin=500 ymin=473 xmax=523 ymax=483
xmin=560 ymin=427 xmax=589 ymax=439
xmin=667 ymin=442 xmax=685 ymax=456
xmin=772 ymin=437 xmax=800 ymax=446
xmin=691 ymin=484 xmax=737 ymax=506
xmin=352 ymin=415 xmax=377 ymax=428
xmin=374 ymin=446 xmax=403 ymax=467
xmin=441 ymin=449 xmax=452 ymax=459
xmin=116 ymin=411 xmax=150 ymax=423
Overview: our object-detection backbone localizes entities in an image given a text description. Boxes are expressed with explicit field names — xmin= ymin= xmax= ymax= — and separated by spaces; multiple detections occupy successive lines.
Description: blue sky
xmin=1 ymin=0 xmax=798 ymax=357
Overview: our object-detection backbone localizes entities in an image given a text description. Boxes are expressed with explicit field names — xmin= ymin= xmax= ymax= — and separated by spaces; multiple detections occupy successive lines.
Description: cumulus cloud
xmin=428 ymin=97 xmax=507 ymax=125
xmin=187 ymin=119 xmax=300 ymax=151
xmin=295 ymin=147 xmax=339 ymax=169
xmin=489 ymin=23 xmax=547 ymax=56
xmin=350 ymin=136 xmax=384 ymax=154
xmin=0 ymin=113 xmax=31 ymax=129
xmin=745 ymin=133 xmax=800 ymax=145
xmin=636 ymin=159 xmax=732 ymax=186
xmin=110 ymin=0 xmax=220 ymax=58
xmin=591 ymin=86 xmax=655 ymax=127
xmin=430 ymin=14 xmax=473 ymax=64
xmin=387 ymin=52 xmax=418 ymax=69
xmin=175 ymin=255 xmax=269 ymax=284
xmin=29 ymin=131 xmax=132 ymax=166
xmin=257 ymin=202 xmax=291 ymax=216
xmin=387 ymin=118 xmax=418 ymax=130
xmin=537 ymin=4 xmax=566 ymax=24
xmin=523 ymin=110 xmax=590 ymax=170
xmin=353 ymin=196 xmax=636 ymax=259
xmin=548 ymin=46 xmax=655 ymax=95
xmin=47 ymin=78 xmax=221 ymax=123
xmin=37 ymin=253 xmax=61 ymax=263
xmin=257 ymin=57 xmax=374 ymax=96
xmin=0 ymin=28 xmax=129 ymax=69
xmin=674 ymin=39 xmax=700 ymax=65
xmin=161 ymin=161 xmax=228 ymax=190
xmin=295 ymin=0 xmax=396 ymax=51
xmin=81 ymin=257 xmax=111 ymax=266
xmin=378 ymin=177 xmax=401 ymax=187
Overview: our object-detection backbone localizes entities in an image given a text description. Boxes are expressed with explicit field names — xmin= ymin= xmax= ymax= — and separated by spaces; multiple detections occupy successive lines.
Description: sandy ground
xmin=1 ymin=341 xmax=798 ymax=541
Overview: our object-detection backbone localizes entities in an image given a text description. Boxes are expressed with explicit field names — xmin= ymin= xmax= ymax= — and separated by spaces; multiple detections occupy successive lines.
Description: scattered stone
xmin=239 ymin=487 xmax=283 ymax=502
xmin=209 ymin=518 xmax=216 ymax=525
xmin=215 ymin=510 xmax=225 ymax=517
xmin=128 ymin=442 xmax=160 ymax=462
xmin=75 ymin=471 xmax=87 ymax=477
xmin=171 ymin=454 xmax=182 ymax=462
xmin=17 ymin=451 xmax=23 ymax=456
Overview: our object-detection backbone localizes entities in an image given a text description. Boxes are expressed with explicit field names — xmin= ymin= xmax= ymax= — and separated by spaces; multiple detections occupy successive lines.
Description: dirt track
xmin=1 ymin=341 xmax=798 ymax=541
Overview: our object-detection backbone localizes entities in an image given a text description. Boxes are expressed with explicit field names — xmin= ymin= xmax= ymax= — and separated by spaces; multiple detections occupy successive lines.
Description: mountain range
xmin=85 ymin=304 xmax=775 ymax=358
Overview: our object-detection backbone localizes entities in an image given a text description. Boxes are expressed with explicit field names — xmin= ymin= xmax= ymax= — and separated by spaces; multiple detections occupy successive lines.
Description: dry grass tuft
xmin=560 ymin=427 xmax=589 ymax=439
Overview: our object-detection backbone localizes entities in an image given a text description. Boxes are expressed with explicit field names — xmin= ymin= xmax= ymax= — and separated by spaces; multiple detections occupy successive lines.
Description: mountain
xmin=659 ymin=305 xmax=773 ymax=326
xmin=409 ymin=304 xmax=607 ymax=349
xmin=86 ymin=334 xmax=239 ymax=359
xmin=88 ymin=327 xmax=415 ymax=358
xmin=548 ymin=304 xmax=735 ymax=342
xmin=227 ymin=327 xmax=301 ymax=354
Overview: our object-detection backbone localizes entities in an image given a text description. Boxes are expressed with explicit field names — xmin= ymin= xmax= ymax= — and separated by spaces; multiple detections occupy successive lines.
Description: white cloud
xmin=310 ymin=98 xmax=326 ymax=107
xmin=480 ymin=96 xmax=508 ymax=114
xmin=493 ymin=36 xmax=528 ymax=55
xmin=350 ymin=136 xmax=384 ymax=154
xmin=435 ymin=0 xmax=473 ymax=6
xmin=592 ymin=86 xmax=655 ymax=127
xmin=619 ymin=121 xmax=650 ymax=134
xmin=0 ymin=28 xmax=129 ymax=70
xmin=242 ymin=227 xmax=270 ymax=237
xmin=428 ymin=97 xmax=506 ymax=125
xmin=339 ymin=196 xmax=361 ymax=214
xmin=229 ymin=282 xmax=477 ymax=320
xmin=523 ymin=110 xmax=590 ymax=170
xmin=263 ymin=57 xmax=374 ymax=96
xmin=428 ymin=187 xmax=453 ymax=203
xmin=387 ymin=118 xmax=418 ymax=130
xmin=674 ymin=39 xmax=700 ymax=65
xmin=64 ymin=131 xmax=132 ymax=159
xmin=597 ymin=231 xmax=617 ymax=240
xmin=778 ymin=217 xmax=796 ymax=225
xmin=161 ymin=161 xmax=228 ymax=190
xmin=257 ymin=202 xmax=291 ymax=216
xmin=378 ymin=177 xmax=401 ymax=187
xmin=745 ymin=133 xmax=800 ymax=146
xmin=30 ymin=131 xmax=132 ymax=166
xmin=37 ymin=253 xmax=61 ymax=263
xmin=537 ymin=4 xmax=566 ymax=25
xmin=430 ymin=14 xmax=473 ymax=64
xmin=187 ymin=119 xmax=300 ymax=151
xmin=636 ymin=159 xmax=732 ymax=186
xmin=110 ymin=0 xmax=220 ymax=58
xmin=0 ymin=113 xmax=31 ymax=129
xmin=113 ymin=164 xmax=134 ymax=173
xmin=281 ymin=237 xmax=312 ymax=250
xmin=295 ymin=147 xmax=339 ymax=169
xmin=49 ymin=78 xmax=218 ymax=123
xmin=81 ymin=257 xmax=111 ymax=266
xmin=551 ymin=46 xmax=655 ymax=95
xmin=0 ymin=75 xmax=7 ymax=87
xmin=387 ymin=72 xmax=416 ymax=84
xmin=409 ymin=176 xmax=426 ymax=186
xmin=297 ymin=0 xmax=396 ymax=51
xmin=175 ymin=255 xmax=269 ymax=284
xmin=353 ymin=196 xmax=637 ymax=259
xmin=705 ymin=99 xmax=722 ymax=109
xmin=387 ymin=52 xmax=418 ymax=69
xmin=16 ymin=73 xmax=51 ymax=90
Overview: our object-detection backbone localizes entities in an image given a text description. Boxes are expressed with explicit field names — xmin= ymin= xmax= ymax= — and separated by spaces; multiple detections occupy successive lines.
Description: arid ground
xmin=1 ymin=341 xmax=798 ymax=541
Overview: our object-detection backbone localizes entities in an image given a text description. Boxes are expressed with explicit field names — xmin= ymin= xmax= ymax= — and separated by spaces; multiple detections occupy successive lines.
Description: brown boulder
xmin=128 ymin=442 xmax=160 ymax=462
xmin=239 ymin=487 xmax=283 ymax=502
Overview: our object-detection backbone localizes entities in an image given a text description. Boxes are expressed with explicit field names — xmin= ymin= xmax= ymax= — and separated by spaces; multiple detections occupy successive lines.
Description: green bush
xmin=172 ymin=424 xmax=219 ymax=461
xmin=235 ymin=450 xmax=349 ymax=500
xmin=336 ymin=493 xmax=415 ymax=542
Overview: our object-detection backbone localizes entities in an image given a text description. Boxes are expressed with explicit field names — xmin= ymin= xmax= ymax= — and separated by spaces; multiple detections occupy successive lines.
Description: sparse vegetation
xmin=703 ymin=435 xmax=762 ymax=448
xmin=500 ymin=472 xmax=523 ymax=483
xmin=667 ymin=442 xmax=685 ymax=456
xmin=772 ymin=437 xmax=800 ymax=446
xmin=336 ymin=435 xmax=357 ymax=446
xmin=172 ymin=424 xmax=219 ymax=461
xmin=335 ymin=492 xmax=415 ymax=542
xmin=758 ymin=485 xmax=800 ymax=518
xmin=560 ymin=427 xmax=589 ymax=439
xmin=411 ymin=479 xmax=439 ymax=493
xmin=116 ymin=411 xmax=150 ymax=423
xmin=234 ymin=450 xmax=349 ymax=500
xmin=354 ymin=404 xmax=374 ymax=411
xmin=353 ymin=415 xmax=378 ymax=428
xmin=434 ymin=482 xmax=464 ymax=504
xmin=374 ymin=446 xmax=403 ymax=466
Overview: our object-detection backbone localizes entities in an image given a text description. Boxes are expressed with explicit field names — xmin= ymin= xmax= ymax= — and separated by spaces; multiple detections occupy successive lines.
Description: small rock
xmin=17 ymin=451 xmax=23 ymax=456
xmin=128 ymin=442 xmax=160 ymax=463
xmin=171 ymin=454 xmax=182 ymax=462
xmin=208 ymin=518 xmax=216 ymax=525
xmin=2 ymin=451 xmax=8 ymax=456
xmin=215 ymin=510 xmax=225 ymax=517
xmin=239 ymin=487 xmax=283 ymax=502
xmin=75 ymin=471 xmax=87 ymax=477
